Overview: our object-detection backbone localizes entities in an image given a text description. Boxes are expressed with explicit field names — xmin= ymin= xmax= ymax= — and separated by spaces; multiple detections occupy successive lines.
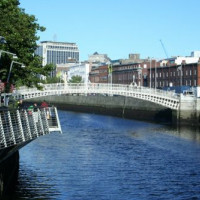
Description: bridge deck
xmin=13 ymin=83 xmax=180 ymax=110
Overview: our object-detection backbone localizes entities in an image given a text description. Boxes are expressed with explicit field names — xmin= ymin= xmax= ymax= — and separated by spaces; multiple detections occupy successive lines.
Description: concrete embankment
xmin=29 ymin=94 xmax=175 ymax=124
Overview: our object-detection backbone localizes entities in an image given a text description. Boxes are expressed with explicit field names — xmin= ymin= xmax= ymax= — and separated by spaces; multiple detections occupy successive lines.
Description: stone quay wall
xmin=29 ymin=94 xmax=175 ymax=124
xmin=28 ymin=94 xmax=200 ymax=126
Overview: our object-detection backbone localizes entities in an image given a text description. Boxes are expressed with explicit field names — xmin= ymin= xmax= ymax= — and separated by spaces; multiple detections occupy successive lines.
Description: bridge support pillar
xmin=178 ymin=94 xmax=199 ymax=126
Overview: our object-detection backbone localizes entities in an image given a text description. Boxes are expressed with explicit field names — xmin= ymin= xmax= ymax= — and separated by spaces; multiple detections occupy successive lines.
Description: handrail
xmin=0 ymin=107 xmax=62 ymax=150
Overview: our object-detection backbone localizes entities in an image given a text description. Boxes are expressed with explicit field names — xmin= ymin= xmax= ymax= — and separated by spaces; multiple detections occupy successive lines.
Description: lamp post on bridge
xmin=108 ymin=64 xmax=113 ymax=84
xmin=149 ymin=57 xmax=152 ymax=89
xmin=177 ymin=65 xmax=182 ymax=90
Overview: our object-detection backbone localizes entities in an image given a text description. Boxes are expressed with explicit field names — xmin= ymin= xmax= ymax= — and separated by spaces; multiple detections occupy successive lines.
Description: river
xmin=10 ymin=110 xmax=200 ymax=199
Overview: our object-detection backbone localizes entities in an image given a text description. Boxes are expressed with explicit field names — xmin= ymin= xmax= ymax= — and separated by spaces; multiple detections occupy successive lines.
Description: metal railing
xmin=0 ymin=107 xmax=62 ymax=150
xmin=13 ymin=83 xmax=180 ymax=110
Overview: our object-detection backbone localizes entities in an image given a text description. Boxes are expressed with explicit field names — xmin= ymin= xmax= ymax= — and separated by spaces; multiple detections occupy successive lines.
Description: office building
xmin=35 ymin=41 xmax=79 ymax=66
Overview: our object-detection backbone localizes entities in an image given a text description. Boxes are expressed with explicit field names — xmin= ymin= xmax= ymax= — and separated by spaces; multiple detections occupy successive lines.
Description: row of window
xmin=47 ymin=51 xmax=79 ymax=64
xmin=47 ymin=45 xmax=78 ymax=51
xmin=151 ymin=69 xmax=197 ymax=78
xmin=151 ymin=79 xmax=197 ymax=87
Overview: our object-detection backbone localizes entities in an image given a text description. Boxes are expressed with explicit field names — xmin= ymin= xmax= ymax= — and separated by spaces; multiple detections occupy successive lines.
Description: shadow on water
xmin=3 ymin=165 xmax=60 ymax=200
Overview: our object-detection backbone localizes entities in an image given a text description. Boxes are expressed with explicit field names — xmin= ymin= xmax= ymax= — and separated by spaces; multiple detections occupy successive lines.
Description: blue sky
xmin=20 ymin=0 xmax=200 ymax=61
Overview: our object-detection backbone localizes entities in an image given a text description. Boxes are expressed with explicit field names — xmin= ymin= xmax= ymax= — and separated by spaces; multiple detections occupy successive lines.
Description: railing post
xmin=7 ymin=111 xmax=16 ymax=144
xmin=16 ymin=110 xmax=25 ymax=142
xmin=0 ymin=115 xmax=7 ymax=148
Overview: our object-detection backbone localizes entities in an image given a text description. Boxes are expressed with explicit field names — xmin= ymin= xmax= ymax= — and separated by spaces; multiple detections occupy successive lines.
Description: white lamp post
xmin=7 ymin=60 xmax=25 ymax=83
xmin=150 ymin=58 xmax=152 ymax=88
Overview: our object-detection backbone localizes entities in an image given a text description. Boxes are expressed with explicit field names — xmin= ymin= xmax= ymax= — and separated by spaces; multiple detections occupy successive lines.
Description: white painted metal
xmin=0 ymin=115 xmax=7 ymax=148
xmin=14 ymin=83 xmax=180 ymax=110
xmin=16 ymin=110 xmax=25 ymax=142
xmin=7 ymin=111 xmax=16 ymax=145
xmin=0 ymin=107 xmax=62 ymax=150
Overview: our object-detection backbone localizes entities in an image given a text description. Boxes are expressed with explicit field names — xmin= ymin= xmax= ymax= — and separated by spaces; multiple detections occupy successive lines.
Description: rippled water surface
xmin=12 ymin=110 xmax=200 ymax=199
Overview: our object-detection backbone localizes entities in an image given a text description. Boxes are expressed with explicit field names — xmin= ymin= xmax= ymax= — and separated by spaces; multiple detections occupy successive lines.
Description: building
xmin=148 ymin=61 xmax=200 ymax=89
xmin=111 ymin=60 xmax=153 ymax=86
xmin=89 ymin=65 xmax=108 ymax=83
xmin=88 ymin=52 xmax=110 ymax=64
xmin=35 ymin=41 xmax=79 ymax=66
xmin=147 ymin=52 xmax=200 ymax=90
xmin=67 ymin=63 xmax=90 ymax=83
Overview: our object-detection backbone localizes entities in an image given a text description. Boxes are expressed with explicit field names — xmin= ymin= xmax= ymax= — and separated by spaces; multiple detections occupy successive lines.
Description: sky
xmin=19 ymin=0 xmax=200 ymax=61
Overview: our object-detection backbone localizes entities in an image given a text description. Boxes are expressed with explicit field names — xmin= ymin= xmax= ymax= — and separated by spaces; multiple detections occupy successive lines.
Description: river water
xmin=11 ymin=110 xmax=200 ymax=199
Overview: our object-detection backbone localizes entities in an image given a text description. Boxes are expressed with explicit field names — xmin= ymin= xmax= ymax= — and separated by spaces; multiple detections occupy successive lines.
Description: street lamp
xmin=137 ymin=68 xmax=142 ymax=87
xmin=7 ymin=60 xmax=25 ymax=83
xmin=0 ymin=36 xmax=6 ymax=44
xmin=154 ymin=60 xmax=157 ymax=90
xmin=4 ymin=60 xmax=25 ymax=106
xmin=0 ymin=50 xmax=16 ymax=59
xmin=108 ymin=64 xmax=113 ymax=84
xmin=149 ymin=58 xmax=152 ymax=88
xmin=177 ymin=65 xmax=182 ymax=88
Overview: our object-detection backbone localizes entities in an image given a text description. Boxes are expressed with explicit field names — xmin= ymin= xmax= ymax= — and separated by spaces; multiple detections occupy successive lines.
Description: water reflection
xmin=8 ymin=111 xmax=200 ymax=199
xmin=13 ymin=163 xmax=60 ymax=200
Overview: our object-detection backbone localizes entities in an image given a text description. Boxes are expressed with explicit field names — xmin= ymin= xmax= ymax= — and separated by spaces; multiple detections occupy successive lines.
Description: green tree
xmin=69 ymin=75 xmax=82 ymax=83
xmin=0 ymin=0 xmax=54 ymax=90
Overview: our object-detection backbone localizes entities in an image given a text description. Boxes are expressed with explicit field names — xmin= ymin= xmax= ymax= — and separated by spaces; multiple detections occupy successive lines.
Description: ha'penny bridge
xmin=13 ymin=83 xmax=180 ymax=110
xmin=1 ymin=83 xmax=197 ymax=152
xmin=12 ymin=83 xmax=199 ymax=126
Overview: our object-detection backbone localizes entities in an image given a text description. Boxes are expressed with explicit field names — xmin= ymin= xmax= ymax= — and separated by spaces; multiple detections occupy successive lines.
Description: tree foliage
xmin=69 ymin=75 xmax=82 ymax=83
xmin=0 ymin=0 xmax=54 ymax=90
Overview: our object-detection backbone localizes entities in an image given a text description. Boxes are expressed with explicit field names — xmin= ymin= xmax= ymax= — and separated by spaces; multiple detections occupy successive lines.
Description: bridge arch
xmin=13 ymin=83 xmax=180 ymax=110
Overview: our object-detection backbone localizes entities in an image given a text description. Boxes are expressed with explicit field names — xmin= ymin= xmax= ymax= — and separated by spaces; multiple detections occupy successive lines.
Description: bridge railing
xmin=0 ymin=106 xmax=62 ymax=150
xmin=12 ymin=83 xmax=180 ymax=110
xmin=16 ymin=83 xmax=177 ymax=98
xmin=38 ymin=83 xmax=178 ymax=99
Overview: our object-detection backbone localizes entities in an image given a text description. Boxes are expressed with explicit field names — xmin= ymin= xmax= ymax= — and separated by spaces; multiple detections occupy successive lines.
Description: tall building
xmin=35 ymin=41 xmax=79 ymax=66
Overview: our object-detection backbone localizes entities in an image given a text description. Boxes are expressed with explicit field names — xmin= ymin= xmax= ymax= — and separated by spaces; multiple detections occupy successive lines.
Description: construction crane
xmin=160 ymin=39 xmax=169 ymax=58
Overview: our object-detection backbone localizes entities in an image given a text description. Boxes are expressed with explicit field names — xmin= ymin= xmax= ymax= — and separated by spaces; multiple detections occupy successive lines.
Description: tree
xmin=69 ymin=75 xmax=82 ymax=83
xmin=0 ymin=0 xmax=54 ymax=90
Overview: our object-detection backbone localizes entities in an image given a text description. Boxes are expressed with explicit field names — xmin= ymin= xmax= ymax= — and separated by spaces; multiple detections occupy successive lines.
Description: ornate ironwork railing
xmin=13 ymin=83 xmax=180 ymax=110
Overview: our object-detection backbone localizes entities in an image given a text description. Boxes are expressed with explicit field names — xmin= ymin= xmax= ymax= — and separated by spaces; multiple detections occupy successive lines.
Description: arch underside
xmin=14 ymin=89 xmax=179 ymax=110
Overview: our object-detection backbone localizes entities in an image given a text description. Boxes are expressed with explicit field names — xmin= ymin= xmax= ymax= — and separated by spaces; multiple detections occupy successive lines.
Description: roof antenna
xmin=53 ymin=34 xmax=57 ymax=42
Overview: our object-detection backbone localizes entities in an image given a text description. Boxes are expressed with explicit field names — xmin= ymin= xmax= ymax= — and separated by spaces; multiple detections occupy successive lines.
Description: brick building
xmin=89 ymin=53 xmax=200 ymax=90
xmin=148 ymin=61 xmax=200 ymax=88
xmin=89 ymin=65 xmax=108 ymax=83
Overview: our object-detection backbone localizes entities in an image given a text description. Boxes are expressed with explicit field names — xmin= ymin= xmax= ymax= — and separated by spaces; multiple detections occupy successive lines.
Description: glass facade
xmin=35 ymin=41 xmax=79 ymax=65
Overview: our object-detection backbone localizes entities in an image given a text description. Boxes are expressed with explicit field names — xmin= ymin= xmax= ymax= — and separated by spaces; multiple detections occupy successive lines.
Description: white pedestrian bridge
xmin=12 ymin=83 xmax=180 ymax=110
